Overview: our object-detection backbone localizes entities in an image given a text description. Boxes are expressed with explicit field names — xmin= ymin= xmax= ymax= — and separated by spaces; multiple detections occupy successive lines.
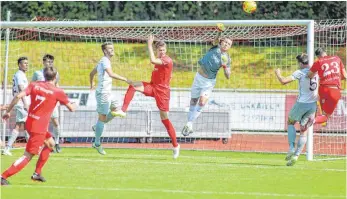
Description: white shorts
xmin=15 ymin=105 xmax=28 ymax=123
xmin=190 ymin=72 xmax=216 ymax=98
xmin=95 ymin=91 xmax=119 ymax=115
xmin=289 ymin=102 xmax=317 ymax=130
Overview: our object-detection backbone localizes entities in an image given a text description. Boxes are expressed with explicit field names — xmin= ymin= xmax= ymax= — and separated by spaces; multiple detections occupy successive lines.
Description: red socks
xmin=2 ymin=156 xmax=30 ymax=179
xmin=122 ymin=85 xmax=136 ymax=112
xmin=35 ymin=146 xmax=53 ymax=175
xmin=315 ymin=115 xmax=327 ymax=124
xmin=162 ymin=119 xmax=178 ymax=147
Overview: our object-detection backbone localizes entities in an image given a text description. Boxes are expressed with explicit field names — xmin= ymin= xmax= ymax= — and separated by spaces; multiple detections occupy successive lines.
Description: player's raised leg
xmin=89 ymin=42 xmax=131 ymax=155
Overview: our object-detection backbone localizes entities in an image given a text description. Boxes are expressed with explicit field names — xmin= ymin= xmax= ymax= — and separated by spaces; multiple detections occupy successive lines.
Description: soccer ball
xmin=243 ymin=1 xmax=257 ymax=14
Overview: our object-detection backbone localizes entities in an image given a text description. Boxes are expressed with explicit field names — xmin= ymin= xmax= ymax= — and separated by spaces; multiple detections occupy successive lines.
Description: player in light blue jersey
xmin=182 ymin=27 xmax=232 ymax=136
xmin=2 ymin=57 xmax=30 ymax=156
xmin=32 ymin=54 xmax=62 ymax=153
xmin=89 ymin=42 xmax=132 ymax=155
xmin=275 ymin=53 xmax=318 ymax=166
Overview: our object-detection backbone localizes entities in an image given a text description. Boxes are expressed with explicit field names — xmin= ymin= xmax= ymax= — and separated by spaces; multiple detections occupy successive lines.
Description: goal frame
xmin=0 ymin=19 xmax=315 ymax=160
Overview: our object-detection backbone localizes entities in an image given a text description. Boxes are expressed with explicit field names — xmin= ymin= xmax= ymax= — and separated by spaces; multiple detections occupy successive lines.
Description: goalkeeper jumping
xmin=182 ymin=23 xmax=232 ymax=136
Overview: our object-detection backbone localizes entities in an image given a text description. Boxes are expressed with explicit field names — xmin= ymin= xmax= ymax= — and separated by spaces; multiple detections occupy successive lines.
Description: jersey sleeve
xmin=56 ymin=90 xmax=70 ymax=105
xmin=25 ymin=82 xmax=34 ymax=96
xmin=17 ymin=73 xmax=26 ymax=86
xmin=291 ymin=70 xmax=303 ymax=80
xmin=102 ymin=58 xmax=111 ymax=70
xmin=310 ymin=61 xmax=319 ymax=73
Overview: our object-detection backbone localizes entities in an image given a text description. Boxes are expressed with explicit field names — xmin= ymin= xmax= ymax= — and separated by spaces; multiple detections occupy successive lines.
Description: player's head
xmin=44 ymin=66 xmax=57 ymax=83
xmin=101 ymin=42 xmax=114 ymax=57
xmin=155 ymin=41 xmax=167 ymax=58
xmin=315 ymin=47 xmax=327 ymax=57
xmin=17 ymin=56 xmax=29 ymax=72
xmin=296 ymin=53 xmax=309 ymax=68
xmin=219 ymin=38 xmax=232 ymax=52
xmin=42 ymin=54 xmax=54 ymax=68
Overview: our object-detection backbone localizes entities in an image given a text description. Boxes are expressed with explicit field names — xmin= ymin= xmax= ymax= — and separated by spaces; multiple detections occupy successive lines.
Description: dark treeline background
xmin=1 ymin=1 xmax=346 ymax=21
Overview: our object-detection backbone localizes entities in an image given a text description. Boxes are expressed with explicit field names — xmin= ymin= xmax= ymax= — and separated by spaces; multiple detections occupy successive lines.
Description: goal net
xmin=1 ymin=18 xmax=345 ymax=160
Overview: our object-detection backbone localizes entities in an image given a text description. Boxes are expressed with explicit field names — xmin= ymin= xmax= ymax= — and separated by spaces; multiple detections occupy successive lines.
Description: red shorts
xmin=318 ymin=86 xmax=341 ymax=115
xmin=26 ymin=131 xmax=52 ymax=155
xmin=142 ymin=82 xmax=170 ymax=111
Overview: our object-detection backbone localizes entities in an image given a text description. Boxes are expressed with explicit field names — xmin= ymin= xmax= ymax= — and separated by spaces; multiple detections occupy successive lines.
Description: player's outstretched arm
xmin=2 ymin=91 xmax=26 ymax=120
xmin=65 ymin=102 xmax=77 ymax=112
xmin=89 ymin=67 xmax=97 ymax=89
xmin=307 ymin=71 xmax=316 ymax=79
xmin=275 ymin=69 xmax=294 ymax=85
xmin=223 ymin=67 xmax=231 ymax=79
xmin=105 ymin=67 xmax=132 ymax=85
xmin=0 ymin=104 xmax=8 ymax=110
xmin=213 ymin=23 xmax=225 ymax=46
xmin=221 ymin=54 xmax=231 ymax=79
xmin=18 ymin=84 xmax=29 ymax=110
xmin=147 ymin=35 xmax=163 ymax=65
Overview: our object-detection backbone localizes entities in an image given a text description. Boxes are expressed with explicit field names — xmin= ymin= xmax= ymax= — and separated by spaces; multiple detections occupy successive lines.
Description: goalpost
xmin=1 ymin=19 xmax=346 ymax=160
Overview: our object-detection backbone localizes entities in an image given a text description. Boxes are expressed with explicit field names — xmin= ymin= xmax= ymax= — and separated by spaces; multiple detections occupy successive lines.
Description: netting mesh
xmin=1 ymin=19 xmax=346 ymax=158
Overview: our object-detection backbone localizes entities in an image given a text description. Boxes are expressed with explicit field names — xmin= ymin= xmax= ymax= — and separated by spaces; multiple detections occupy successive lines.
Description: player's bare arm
xmin=89 ymin=67 xmax=97 ymax=89
xmin=275 ymin=69 xmax=294 ymax=85
xmin=213 ymin=23 xmax=225 ymax=46
xmin=148 ymin=35 xmax=163 ymax=65
xmin=105 ymin=67 xmax=132 ymax=85
xmin=2 ymin=91 xmax=27 ymax=120
xmin=0 ymin=104 xmax=8 ymax=110
xmin=18 ymin=84 xmax=29 ymax=110
xmin=223 ymin=67 xmax=231 ymax=79
xmin=65 ymin=102 xmax=77 ymax=112
xmin=307 ymin=71 xmax=316 ymax=79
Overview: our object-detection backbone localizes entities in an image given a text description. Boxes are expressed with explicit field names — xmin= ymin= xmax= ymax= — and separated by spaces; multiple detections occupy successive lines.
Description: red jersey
xmin=25 ymin=82 xmax=69 ymax=133
xmin=150 ymin=55 xmax=173 ymax=88
xmin=310 ymin=56 xmax=345 ymax=88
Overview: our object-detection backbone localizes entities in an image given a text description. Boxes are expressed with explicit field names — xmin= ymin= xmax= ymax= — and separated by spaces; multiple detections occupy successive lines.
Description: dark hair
xmin=43 ymin=54 xmax=54 ymax=61
xmin=296 ymin=53 xmax=309 ymax=65
xmin=155 ymin=41 xmax=166 ymax=49
xmin=17 ymin=56 xmax=28 ymax=65
xmin=101 ymin=42 xmax=113 ymax=51
xmin=44 ymin=67 xmax=57 ymax=81
xmin=315 ymin=47 xmax=326 ymax=57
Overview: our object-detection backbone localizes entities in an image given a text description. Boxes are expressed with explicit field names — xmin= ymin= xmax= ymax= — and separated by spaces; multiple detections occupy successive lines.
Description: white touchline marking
xmin=5 ymin=185 xmax=346 ymax=198
xmin=50 ymin=156 xmax=346 ymax=172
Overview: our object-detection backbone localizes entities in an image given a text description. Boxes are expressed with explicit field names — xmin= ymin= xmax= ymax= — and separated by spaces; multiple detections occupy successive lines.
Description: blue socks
xmin=287 ymin=125 xmax=296 ymax=152
xmin=95 ymin=120 xmax=105 ymax=146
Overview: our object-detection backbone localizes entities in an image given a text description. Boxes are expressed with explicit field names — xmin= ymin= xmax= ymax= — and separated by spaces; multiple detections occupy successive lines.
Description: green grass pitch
xmin=1 ymin=148 xmax=346 ymax=199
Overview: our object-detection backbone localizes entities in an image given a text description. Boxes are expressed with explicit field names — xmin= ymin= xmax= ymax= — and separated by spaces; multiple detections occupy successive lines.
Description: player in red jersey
xmin=308 ymin=47 xmax=347 ymax=124
xmin=114 ymin=35 xmax=180 ymax=159
xmin=1 ymin=67 xmax=76 ymax=186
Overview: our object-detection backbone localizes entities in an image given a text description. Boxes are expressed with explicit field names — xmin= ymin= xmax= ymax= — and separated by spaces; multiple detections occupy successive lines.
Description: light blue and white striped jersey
xmin=198 ymin=45 xmax=231 ymax=79
xmin=291 ymin=68 xmax=318 ymax=103
xmin=96 ymin=56 xmax=112 ymax=94
xmin=12 ymin=70 xmax=29 ymax=106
